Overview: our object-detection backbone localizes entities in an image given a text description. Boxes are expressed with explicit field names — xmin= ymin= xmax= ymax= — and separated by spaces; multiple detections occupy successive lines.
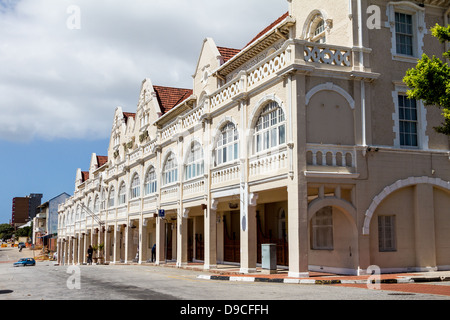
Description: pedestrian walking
xmin=87 ymin=245 xmax=93 ymax=265
xmin=151 ymin=243 xmax=156 ymax=262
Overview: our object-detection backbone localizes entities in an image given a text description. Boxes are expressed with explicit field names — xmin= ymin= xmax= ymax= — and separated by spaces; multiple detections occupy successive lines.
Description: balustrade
xmin=307 ymin=144 xmax=356 ymax=168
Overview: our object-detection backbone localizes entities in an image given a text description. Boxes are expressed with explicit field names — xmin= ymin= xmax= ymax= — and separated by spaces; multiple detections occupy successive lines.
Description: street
xmin=1 ymin=246 xmax=449 ymax=316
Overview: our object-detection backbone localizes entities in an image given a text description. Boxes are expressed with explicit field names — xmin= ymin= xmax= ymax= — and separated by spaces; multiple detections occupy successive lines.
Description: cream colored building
xmin=57 ymin=0 xmax=450 ymax=277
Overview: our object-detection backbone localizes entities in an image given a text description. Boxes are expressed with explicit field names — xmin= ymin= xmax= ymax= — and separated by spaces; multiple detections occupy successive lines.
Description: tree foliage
xmin=403 ymin=24 xmax=450 ymax=135
xmin=0 ymin=223 xmax=14 ymax=240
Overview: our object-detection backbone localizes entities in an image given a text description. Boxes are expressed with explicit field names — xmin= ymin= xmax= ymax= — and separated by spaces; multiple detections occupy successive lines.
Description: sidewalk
xmin=157 ymin=262 xmax=450 ymax=285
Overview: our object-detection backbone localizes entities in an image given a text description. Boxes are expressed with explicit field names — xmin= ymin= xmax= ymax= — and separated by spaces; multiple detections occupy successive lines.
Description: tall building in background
xmin=11 ymin=197 xmax=29 ymax=227
xmin=28 ymin=193 xmax=43 ymax=220
xmin=11 ymin=193 xmax=43 ymax=228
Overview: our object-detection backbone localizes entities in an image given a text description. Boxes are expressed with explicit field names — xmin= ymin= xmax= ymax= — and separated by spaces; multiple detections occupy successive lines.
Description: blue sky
xmin=0 ymin=0 xmax=287 ymax=224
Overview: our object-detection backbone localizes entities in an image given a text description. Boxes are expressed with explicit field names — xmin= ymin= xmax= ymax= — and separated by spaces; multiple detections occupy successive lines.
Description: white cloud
xmin=0 ymin=0 xmax=287 ymax=142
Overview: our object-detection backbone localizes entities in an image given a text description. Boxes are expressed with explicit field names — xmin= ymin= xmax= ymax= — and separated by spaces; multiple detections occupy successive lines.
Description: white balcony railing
xmin=306 ymin=144 xmax=356 ymax=168
xmin=211 ymin=162 xmax=240 ymax=186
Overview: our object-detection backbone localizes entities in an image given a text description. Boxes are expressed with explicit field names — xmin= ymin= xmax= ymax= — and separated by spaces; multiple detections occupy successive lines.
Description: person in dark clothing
xmin=87 ymin=245 xmax=93 ymax=265
xmin=151 ymin=244 xmax=156 ymax=262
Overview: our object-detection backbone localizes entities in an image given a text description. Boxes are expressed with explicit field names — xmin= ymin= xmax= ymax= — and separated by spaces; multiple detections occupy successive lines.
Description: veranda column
xmin=79 ymin=233 xmax=85 ymax=264
xmin=155 ymin=216 xmax=166 ymax=265
xmin=63 ymin=238 xmax=68 ymax=265
xmin=68 ymin=237 xmax=73 ymax=264
xmin=414 ymin=184 xmax=437 ymax=271
xmin=177 ymin=208 xmax=188 ymax=267
xmin=83 ymin=232 xmax=88 ymax=264
xmin=57 ymin=239 xmax=62 ymax=265
xmin=287 ymin=72 xmax=309 ymax=278
xmin=139 ymin=218 xmax=148 ymax=264
xmin=125 ymin=225 xmax=131 ymax=263
xmin=239 ymin=191 xmax=258 ymax=274
xmin=105 ymin=227 xmax=111 ymax=264
xmin=73 ymin=235 xmax=78 ymax=264
xmin=113 ymin=226 xmax=121 ymax=263
xmin=204 ymin=201 xmax=217 ymax=270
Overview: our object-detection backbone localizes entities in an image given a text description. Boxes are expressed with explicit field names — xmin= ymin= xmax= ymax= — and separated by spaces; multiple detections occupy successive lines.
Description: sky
xmin=0 ymin=0 xmax=288 ymax=224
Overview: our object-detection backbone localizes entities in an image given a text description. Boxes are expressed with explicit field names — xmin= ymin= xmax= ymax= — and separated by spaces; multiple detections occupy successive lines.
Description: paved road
xmin=1 ymin=247 xmax=449 ymax=312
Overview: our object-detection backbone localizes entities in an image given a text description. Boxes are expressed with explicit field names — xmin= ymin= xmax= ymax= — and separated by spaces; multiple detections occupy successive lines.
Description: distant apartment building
xmin=12 ymin=193 xmax=43 ymax=228
xmin=12 ymin=197 xmax=29 ymax=227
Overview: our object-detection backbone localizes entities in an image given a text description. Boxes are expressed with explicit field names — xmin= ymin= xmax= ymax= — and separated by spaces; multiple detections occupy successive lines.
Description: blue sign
xmin=158 ymin=209 xmax=165 ymax=218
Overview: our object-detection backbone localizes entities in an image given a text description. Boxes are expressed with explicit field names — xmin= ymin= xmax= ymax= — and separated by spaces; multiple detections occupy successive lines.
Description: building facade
xmin=12 ymin=193 xmax=43 ymax=228
xmin=57 ymin=0 xmax=450 ymax=277
xmin=34 ymin=193 xmax=70 ymax=250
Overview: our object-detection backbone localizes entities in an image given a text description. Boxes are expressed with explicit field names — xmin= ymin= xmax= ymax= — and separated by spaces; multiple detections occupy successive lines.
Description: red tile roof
xmin=217 ymin=47 xmax=241 ymax=63
xmin=81 ymin=171 xmax=89 ymax=182
xmin=153 ymin=86 xmax=193 ymax=114
xmin=216 ymin=12 xmax=289 ymax=66
xmin=243 ymin=11 xmax=289 ymax=49
xmin=96 ymin=156 xmax=108 ymax=168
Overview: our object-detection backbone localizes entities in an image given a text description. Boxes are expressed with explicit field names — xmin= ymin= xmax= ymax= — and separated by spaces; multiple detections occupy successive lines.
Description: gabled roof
xmin=153 ymin=85 xmax=193 ymax=114
xmin=243 ymin=12 xmax=289 ymax=49
xmin=215 ymin=12 xmax=289 ymax=66
xmin=96 ymin=156 xmax=108 ymax=168
xmin=81 ymin=171 xmax=89 ymax=182
xmin=122 ymin=112 xmax=136 ymax=123
xmin=217 ymin=46 xmax=241 ymax=63
xmin=216 ymin=11 xmax=292 ymax=76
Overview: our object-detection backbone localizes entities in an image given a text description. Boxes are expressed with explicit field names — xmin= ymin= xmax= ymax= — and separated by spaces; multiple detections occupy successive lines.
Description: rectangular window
xmin=398 ymin=95 xmax=418 ymax=147
xmin=378 ymin=215 xmax=396 ymax=252
xmin=311 ymin=206 xmax=333 ymax=250
xmin=395 ymin=12 xmax=413 ymax=56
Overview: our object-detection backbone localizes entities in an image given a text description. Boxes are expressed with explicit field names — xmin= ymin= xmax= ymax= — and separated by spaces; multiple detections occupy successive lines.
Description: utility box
xmin=261 ymin=243 xmax=277 ymax=274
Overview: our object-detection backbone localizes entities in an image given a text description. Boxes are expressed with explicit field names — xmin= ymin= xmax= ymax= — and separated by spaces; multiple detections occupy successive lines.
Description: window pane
xmin=279 ymin=124 xmax=286 ymax=144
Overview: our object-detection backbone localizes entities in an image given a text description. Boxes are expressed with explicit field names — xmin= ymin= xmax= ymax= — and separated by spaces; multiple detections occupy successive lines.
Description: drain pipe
xmin=357 ymin=0 xmax=367 ymax=149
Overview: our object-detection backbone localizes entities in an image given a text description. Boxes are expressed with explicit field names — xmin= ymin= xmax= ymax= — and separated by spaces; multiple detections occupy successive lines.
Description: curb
xmin=197 ymin=275 xmax=450 ymax=285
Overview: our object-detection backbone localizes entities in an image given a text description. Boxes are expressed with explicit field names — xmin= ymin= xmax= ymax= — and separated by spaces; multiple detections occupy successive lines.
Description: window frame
xmin=311 ymin=206 xmax=334 ymax=250
xmin=163 ymin=152 xmax=178 ymax=186
xmin=215 ymin=122 xmax=239 ymax=166
xmin=118 ymin=182 xmax=126 ymax=205
xmin=144 ymin=166 xmax=157 ymax=195
xmin=378 ymin=215 xmax=397 ymax=252
xmin=130 ymin=173 xmax=141 ymax=199
xmin=108 ymin=186 xmax=115 ymax=208
xmin=398 ymin=94 xmax=418 ymax=147
xmin=253 ymin=101 xmax=286 ymax=154
xmin=386 ymin=2 xmax=426 ymax=62
xmin=185 ymin=142 xmax=204 ymax=181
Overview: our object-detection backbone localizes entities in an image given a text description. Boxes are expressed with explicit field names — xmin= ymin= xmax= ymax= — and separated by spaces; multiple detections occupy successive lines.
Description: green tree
xmin=403 ymin=24 xmax=450 ymax=135
xmin=0 ymin=223 xmax=14 ymax=240
xmin=15 ymin=226 xmax=32 ymax=238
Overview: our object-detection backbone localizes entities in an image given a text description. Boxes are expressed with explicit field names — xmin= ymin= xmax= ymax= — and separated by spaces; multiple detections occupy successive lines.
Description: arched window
xmin=163 ymin=153 xmax=178 ymax=185
xmin=215 ymin=122 xmax=239 ymax=166
xmin=185 ymin=142 xmax=204 ymax=180
xmin=254 ymin=101 xmax=286 ymax=153
xmin=118 ymin=182 xmax=126 ymax=205
xmin=144 ymin=166 xmax=157 ymax=195
xmin=100 ymin=188 xmax=106 ymax=210
xmin=94 ymin=195 xmax=99 ymax=213
xmin=306 ymin=14 xmax=326 ymax=44
xmin=130 ymin=174 xmax=140 ymax=199
xmin=108 ymin=187 xmax=115 ymax=208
